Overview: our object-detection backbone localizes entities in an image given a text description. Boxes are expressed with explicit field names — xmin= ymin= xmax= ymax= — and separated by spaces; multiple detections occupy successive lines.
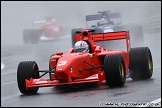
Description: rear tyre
xmin=104 ymin=54 xmax=126 ymax=87
xmin=17 ymin=61 xmax=40 ymax=94
xmin=129 ymin=47 xmax=153 ymax=80
xmin=23 ymin=29 xmax=30 ymax=44
xmin=23 ymin=29 xmax=42 ymax=44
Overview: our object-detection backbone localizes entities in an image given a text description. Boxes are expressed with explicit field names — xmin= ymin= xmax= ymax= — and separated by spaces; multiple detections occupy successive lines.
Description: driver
xmin=74 ymin=41 xmax=89 ymax=53
xmin=99 ymin=17 xmax=109 ymax=25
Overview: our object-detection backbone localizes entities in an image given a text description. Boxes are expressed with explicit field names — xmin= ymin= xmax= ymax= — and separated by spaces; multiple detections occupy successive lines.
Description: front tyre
xmin=17 ymin=61 xmax=40 ymax=94
xmin=104 ymin=54 xmax=126 ymax=87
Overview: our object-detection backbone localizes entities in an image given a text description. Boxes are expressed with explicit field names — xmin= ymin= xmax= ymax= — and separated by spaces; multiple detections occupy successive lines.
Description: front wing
xmin=26 ymin=73 xmax=105 ymax=89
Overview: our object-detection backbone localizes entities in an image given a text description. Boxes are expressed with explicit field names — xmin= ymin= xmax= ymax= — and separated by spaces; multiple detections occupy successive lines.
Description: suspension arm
xmin=79 ymin=65 xmax=103 ymax=72
xmin=80 ymin=60 xmax=104 ymax=72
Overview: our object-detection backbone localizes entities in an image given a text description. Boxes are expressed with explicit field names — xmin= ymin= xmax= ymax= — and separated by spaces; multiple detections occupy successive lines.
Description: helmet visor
xmin=75 ymin=47 xmax=87 ymax=52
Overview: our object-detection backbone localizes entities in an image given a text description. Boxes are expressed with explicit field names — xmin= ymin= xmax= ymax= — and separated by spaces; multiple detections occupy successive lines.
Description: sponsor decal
xmin=58 ymin=68 xmax=62 ymax=71
xmin=35 ymin=81 xmax=47 ymax=84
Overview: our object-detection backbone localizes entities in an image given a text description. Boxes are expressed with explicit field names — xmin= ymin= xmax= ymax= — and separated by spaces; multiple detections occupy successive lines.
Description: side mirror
xmin=76 ymin=30 xmax=82 ymax=34
xmin=94 ymin=46 xmax=101 ymax=53
xmin=88 ymin=29 xmax=95 ymax=32
xmin=94 ymin=49 xmax=101 ymax=53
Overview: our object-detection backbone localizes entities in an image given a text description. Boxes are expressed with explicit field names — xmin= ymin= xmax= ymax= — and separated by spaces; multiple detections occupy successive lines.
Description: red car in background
xmin=23 ymin=16 xmax=68 ymax=44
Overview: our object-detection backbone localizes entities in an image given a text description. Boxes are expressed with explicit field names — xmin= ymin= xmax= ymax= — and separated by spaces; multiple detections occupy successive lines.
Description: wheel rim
xmin=148 ymin=54 xmax=152 ymax=72
xmin=120 ymin=62 xmax=125 ymax=79
xmin=33 ymin=63 xmax=39 ymax=78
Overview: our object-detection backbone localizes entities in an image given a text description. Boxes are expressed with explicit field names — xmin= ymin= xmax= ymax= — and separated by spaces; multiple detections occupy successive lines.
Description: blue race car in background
xmin=71 ymin=11 xmax=143 ymax=48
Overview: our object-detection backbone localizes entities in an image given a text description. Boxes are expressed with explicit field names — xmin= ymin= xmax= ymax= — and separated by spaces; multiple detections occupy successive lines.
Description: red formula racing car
xmin=23 ymin=16 xmax=68 ymax=44
xmin=17 ymin=29 xmax=153 ymax=94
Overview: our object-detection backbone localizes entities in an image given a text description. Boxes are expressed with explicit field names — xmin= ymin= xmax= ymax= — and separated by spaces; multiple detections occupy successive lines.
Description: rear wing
xmin=92 ymin=31 xmax=128 ymax=41
xmin=32 ymin=20 xmax=46 ymax=29
xmin=86 ymin=12 xmax=121 ymax=21
xmin=91 ymin=31 xmax=130 ymax=51
xmin=86 ymin=14 xmax=102 ymax=21
xmin=32 ymin=18 xmax=57 ymax=29
xmin=33 ymin=20 xmax=46 ymax=24
xmin=32 ymin=19 xmax=57 ymax=24
xmin=107 ymin=12 xmax=121 ymax=19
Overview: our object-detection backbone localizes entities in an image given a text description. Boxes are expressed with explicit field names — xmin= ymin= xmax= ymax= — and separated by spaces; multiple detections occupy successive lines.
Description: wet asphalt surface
xmin=1 ymin=32 xmax=161 ymax=107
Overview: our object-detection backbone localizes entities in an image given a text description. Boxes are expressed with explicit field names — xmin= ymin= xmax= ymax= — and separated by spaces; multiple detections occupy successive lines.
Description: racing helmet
xmin=99 ymin=18 xmax=108 ymax=24
xmin=74 ymin=41 xmax=89 ymax=53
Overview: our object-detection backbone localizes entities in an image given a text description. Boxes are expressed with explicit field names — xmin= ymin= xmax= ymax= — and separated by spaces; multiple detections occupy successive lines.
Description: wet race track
xmin=1 ymin=31 xmax=161 ymax=107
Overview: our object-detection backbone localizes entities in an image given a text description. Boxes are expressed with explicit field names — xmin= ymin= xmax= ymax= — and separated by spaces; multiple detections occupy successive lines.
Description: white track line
xmin=138 ymin=98 xmax=161 ymax=107
xmin=154 ymin=66 xmax=161 ymax=68
xmin=1 ymin=62 xmax=5 ymax=70
xmin=1 ymin=82 xmax=17 ymax=85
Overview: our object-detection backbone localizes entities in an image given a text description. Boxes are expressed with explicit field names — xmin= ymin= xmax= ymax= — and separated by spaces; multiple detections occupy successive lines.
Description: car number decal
xmin=58 ymin=61 xmax=67 ymax=66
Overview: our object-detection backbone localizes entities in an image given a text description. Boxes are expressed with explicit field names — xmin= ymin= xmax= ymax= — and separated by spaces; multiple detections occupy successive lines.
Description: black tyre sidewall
xmin=17 ymin=61 xmax=40 ymax=94
xmin=129 ymin=47 xmax=153 ymax=80
xmin=104 ymin=54 xmax=126 ymax=87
